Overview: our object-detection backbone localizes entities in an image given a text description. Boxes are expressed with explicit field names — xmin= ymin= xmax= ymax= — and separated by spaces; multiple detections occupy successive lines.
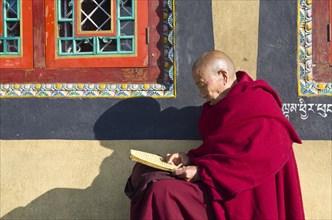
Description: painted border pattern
xmin=0 ymin=0 xmax=176 ymax=98
xmin=298 ymin=0 xmax=332 ymax=96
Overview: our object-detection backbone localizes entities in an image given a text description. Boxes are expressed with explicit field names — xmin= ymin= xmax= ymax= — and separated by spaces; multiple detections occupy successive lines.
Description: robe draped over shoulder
xmin=188 ymin=71 xmax=305 ymax=219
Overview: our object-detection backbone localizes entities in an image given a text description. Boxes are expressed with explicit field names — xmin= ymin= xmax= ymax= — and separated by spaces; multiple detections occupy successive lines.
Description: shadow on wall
xmin=1 ymin=98 xmax=202 ymax=220
xmin=93 ymin=98 xmax=202 ymax=140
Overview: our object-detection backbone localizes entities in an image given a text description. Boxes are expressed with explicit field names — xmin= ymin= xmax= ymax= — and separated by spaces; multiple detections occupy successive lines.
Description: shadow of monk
xmin=1 ymin=98 xmax=201 ymax=220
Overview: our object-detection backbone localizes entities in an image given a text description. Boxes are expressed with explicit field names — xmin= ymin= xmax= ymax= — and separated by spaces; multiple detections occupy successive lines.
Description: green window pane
xmin=0 ymin=0 xmax=20 ymax=55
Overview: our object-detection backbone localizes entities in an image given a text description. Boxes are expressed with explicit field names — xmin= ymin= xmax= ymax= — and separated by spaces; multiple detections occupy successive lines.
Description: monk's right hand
xmin=164 ymin=152 xmax=191 ymax=167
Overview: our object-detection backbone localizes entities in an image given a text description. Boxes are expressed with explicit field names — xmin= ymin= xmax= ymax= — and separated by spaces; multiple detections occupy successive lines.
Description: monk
xmin=125 ymin=50 xmax=305 ymax=220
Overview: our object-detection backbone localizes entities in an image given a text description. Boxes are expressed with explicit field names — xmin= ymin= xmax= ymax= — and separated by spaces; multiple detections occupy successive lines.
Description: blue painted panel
xmin=257 ymin=0 xmax=331 ymax=140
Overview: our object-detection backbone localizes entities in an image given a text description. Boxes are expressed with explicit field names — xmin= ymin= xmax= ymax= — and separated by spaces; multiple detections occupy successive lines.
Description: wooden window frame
xmin=45 ymin=0 xmax=148 ymax=68
xmin=0 ymin=0 xmax=3 ymax=36
xmin=330 ymin=0 xmax=332 ymax=64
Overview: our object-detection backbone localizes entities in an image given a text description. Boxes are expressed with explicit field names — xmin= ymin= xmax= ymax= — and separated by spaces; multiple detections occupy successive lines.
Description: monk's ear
xmin=217 ymin=69 xmax=228 ymax=82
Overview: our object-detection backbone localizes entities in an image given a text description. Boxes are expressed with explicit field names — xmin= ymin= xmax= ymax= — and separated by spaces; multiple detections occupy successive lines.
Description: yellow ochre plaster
xmin=0 ymin=140 xmax=196 ymax=219
xmin=0 ymin=140 xmax=331 ymax=219
xmin=212 ymin=0 xmax=260 ymax=79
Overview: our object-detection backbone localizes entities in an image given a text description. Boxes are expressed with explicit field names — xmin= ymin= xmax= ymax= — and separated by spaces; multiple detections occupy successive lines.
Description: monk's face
xmin=192 ymin=65 xmax=225 ymax=105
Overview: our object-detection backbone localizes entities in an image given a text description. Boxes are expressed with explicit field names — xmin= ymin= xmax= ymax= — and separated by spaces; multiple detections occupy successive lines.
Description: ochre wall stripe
xmin=212 ymin=0 xmax=260 ymax=79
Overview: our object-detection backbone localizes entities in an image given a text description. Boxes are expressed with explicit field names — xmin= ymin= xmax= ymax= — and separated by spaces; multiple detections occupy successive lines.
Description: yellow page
xmin=130 ymin=149 xmax=177 ymax=171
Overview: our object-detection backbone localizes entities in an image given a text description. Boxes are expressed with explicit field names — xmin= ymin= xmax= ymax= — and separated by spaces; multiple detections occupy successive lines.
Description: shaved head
xmin=192 ymin=50 xmax=236 ymax=79
xmin=191 ymin=50 xmax=238 ymax=105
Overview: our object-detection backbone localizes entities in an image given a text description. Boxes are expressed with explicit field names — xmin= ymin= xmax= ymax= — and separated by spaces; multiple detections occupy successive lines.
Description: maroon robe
xmin=125 ymin=72 xmax=305 ymax=220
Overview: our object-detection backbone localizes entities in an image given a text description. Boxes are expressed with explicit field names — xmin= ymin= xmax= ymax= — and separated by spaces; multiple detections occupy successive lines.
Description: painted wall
xmin=1 ymin=0 xmax=331 ymax=219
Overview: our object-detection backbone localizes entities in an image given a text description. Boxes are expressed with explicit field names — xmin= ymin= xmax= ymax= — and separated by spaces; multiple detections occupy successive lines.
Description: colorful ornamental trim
xmin=0 ymin=82 xmax=175 ymax=97
xmin=298 ymin=0 xmax=332 ymax=96
xmin=0 ymin=0 xmax=176 ymax=98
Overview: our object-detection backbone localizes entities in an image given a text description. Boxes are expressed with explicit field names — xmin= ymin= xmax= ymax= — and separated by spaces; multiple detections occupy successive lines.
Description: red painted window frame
xmin=0 ymin=0 xmax=161 ymax=84
xmin=45 ymin=0 xmax=149 ymax=68
xmin=330 ymin=0 xmax=332 ymax=65
xmin=312 ymin=0 xmax=332 ymax=82
xmin=0 ymin=0 xmax=3 ymax=36
xmin=0 ymin=0 xmax=33 ymax=69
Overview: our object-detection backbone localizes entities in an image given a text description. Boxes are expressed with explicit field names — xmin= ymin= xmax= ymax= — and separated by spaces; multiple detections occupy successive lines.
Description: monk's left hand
xmin=172 ymin=165 xmax=200 ymax=182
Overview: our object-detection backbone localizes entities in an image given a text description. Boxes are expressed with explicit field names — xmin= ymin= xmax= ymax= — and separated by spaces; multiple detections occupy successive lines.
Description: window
xmin=0 ymin=0 xmax=33 ymax=68
xmin=46 ymin=0 xmax=148 ymax=68
xmin=0 ymin=0 xmax=176 ymax=97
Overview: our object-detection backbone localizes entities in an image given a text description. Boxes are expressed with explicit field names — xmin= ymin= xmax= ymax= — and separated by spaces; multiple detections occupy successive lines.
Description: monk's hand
xmin=164 ymin=152 xmax=191 ymax=166
xmin=172 ymin=165 xmax=199 ymax=182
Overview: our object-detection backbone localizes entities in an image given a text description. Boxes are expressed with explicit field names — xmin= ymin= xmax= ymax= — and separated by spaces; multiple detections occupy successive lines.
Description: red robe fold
xmin=126 ymin=71 xmax=305 ymax=220
xmin=188 ymin=71 xmax=305 ymax=219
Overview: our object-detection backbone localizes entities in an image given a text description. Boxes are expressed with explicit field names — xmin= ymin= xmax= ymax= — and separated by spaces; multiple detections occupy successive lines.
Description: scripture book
xmin=129 ymin=149 xmax=177 ymax=172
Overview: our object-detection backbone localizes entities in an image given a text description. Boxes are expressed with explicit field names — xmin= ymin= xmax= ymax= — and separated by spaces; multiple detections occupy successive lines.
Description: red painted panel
xmin=33 ymin=0 xmax=45 ymax=68
xmin=45 ymin=0 xmax=149 ymax=68
xmin=312 ymin=0 xmax=332 ymax=82
xmin=0 ymin=0 xmax=33 ymax=68
xmin=0 ymin=66 xmax=160 ymax=83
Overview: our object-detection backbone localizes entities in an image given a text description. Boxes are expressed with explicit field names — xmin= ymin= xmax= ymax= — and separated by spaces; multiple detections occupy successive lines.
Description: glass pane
xmin=6 ymin=39 xmax=18 ymax=52
xmin=6 ymin=0 xmax=18 ymax=19
xmin=119 ymin=0 xmax=132 ymax=17
xmin=0 ymin=40 xmax=4 ymax=52
xmin=120 ymin=20 xmax=134 ymax=36
xmin=1 ymin=0 xmax=20 ymax=55
xmin=60 ymin=40 xmax=73 ymax=53
xmin=120 ymin=38 xmax=132 ymax=52
xmin=76 ymin=39 xmax=93 ymax=53
xmin=60 ymin=0 xmax=73 ymax=19
xmin=99 ymin=37 xmax=117 ymax=52
xmin=59 ymin=22 xmax=73 ymax=37
xmin=7 ymin=21 xmax=20 ymax=36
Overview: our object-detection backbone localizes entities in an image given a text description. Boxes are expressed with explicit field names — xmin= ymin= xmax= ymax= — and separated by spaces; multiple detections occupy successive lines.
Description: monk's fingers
xmin=172 ymin=168 xmax=180 ymax=176
xmin=166 ymin=155 xmax=174 ymax=164
xmin=173 ymin=166 xmax=197 ymax=181
xmin=164 ymin=153 xmax=172 ymax=163
xmin=175 ymin=163 xmax=183 ymax=169
xmin=166 ymin=153 xmax=179 ymax=164
xmin=172 ymin=166 xmax=186 ymax=176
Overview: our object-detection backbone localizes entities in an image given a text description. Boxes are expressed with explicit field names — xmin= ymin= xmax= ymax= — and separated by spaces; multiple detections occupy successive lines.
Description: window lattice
xmin=0 ymin=0 xmax=20 ymax=55
xmin=80 ymin=0 xmax=111 ymax=31
xmin=58 ymin=0 xmax=135 ymax=56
